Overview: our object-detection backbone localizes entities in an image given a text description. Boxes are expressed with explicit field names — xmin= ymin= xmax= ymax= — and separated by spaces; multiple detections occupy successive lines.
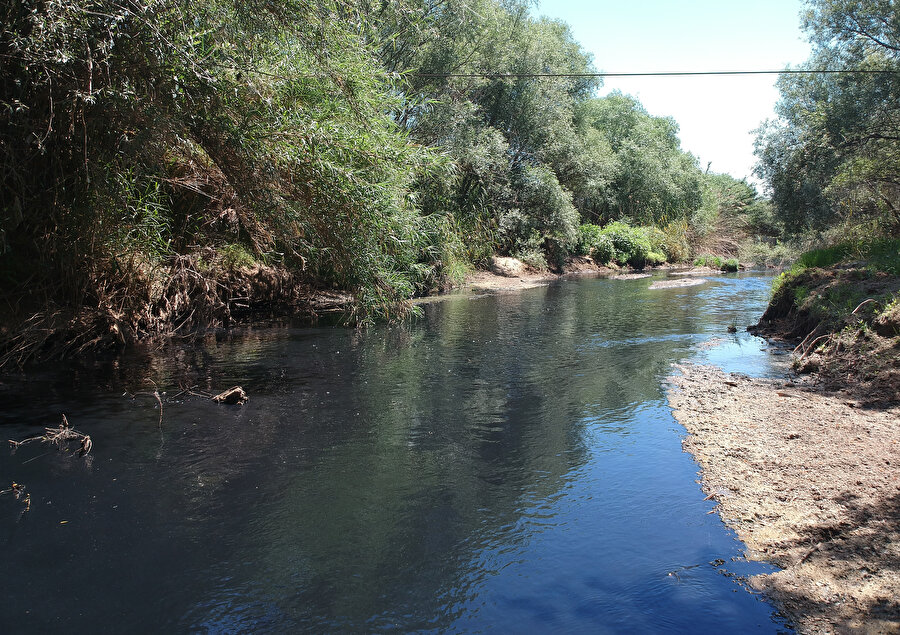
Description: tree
xmin=755 ymin=0 xmax=900 ymax=234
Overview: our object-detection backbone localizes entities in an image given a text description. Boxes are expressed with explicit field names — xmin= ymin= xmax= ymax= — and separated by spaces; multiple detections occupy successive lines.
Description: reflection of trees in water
xmin=221 ymin=278 xmax=732 ymax=628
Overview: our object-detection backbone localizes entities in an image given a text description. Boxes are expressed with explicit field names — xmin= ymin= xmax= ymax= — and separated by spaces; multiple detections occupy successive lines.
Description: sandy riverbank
xmin=667 ymin=363 xmax=900 ymax=633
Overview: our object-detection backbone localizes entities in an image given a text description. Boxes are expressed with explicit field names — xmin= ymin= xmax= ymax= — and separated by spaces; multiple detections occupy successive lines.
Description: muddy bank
xmin=461 ymin=256 xmax=700 ymax=293
xmin=668 ymin=363 xmax=900 ymax=633
xmin=752 ymin=267 xmax=900 ymax=405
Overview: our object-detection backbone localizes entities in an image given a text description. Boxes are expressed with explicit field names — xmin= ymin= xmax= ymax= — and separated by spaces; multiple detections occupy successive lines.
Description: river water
xmin=0 ymin=272 xmax=792 ymax=633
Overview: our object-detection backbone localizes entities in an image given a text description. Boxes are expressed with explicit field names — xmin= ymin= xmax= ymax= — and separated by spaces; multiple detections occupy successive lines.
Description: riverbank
xmin=668 ymin=364 xmax=900 ymax=633
xmin=459 ymin=255 xmax=706 ymax=293
xmin=667 ymin=260 xmax=900 ymax=633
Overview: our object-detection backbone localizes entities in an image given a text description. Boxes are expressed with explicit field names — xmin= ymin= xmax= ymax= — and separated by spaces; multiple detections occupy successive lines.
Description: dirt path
xmin=667 ymin=364 xmax=900 ymax=633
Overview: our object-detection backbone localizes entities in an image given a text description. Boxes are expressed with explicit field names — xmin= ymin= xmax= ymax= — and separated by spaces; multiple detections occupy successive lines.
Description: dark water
xmin=0 ymin=273 xmax=793 ymax=633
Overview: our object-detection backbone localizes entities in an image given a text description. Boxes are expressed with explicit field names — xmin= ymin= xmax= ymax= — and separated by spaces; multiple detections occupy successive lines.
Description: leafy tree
xmin=755 ymin=0 xmax=900 ymax=234
xmin=575 ymin=94 xmax=702 ymax=225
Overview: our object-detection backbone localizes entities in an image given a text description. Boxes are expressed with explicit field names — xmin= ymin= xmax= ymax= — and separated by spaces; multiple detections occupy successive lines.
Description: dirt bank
xmin=461 ymin=256 xmax=695 ymax=292
xmin=668 ymin=363 xmax=900 ymax=633
xmin=462 ymin=256 xmax=618 ymax=292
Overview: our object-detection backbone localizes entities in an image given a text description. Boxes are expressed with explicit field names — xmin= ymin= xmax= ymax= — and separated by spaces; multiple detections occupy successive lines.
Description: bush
xmin=575 ymin=224 xmax=603 ymax=257
xmin=660 ymin=219 xmax=691 ymax=262
xmin=723 ymin=258 xmax=739 ymax=272
xmin=592 ymin=234 xmax=616 ymax=264
xmin=647 ymin=251 xmax=667 ymax=266
xmin=602 ymin=221 xmax=652 ymax=268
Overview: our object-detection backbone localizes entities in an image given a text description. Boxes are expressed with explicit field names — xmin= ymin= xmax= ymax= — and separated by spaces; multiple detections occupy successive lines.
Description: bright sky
xmin=538 ymin=0 xmax=812 ymax=187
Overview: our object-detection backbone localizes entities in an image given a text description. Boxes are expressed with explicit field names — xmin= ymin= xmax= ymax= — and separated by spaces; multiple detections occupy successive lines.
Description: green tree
xmin=755 ymin=0 xmax=900 ymax=234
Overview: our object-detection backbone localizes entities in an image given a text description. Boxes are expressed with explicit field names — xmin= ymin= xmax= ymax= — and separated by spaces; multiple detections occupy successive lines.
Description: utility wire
xmin=412 ymin=69 xmax=900 ymax=78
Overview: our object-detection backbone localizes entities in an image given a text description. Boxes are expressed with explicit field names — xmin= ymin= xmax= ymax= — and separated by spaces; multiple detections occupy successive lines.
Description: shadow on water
xmin=0 ymin=272 xmax=794 ymax=632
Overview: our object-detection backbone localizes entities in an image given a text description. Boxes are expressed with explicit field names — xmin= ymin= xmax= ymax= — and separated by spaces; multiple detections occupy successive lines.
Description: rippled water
xmin=0 ymin=272 xmax=792 ymax=633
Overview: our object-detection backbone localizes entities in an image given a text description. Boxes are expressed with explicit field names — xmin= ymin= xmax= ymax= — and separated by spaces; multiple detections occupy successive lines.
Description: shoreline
xmin=667 ymin=363 xmax=900 ymax=633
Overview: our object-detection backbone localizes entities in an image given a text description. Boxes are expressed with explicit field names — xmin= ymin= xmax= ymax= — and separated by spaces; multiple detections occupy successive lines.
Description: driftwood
xmin=171 ymin=384 xmax=249 ymax=405
xmin=9 ymin=414 xmax=92 ymax=456
xmin=212 ymin=386 xmax=249 ymax=405
xmin=0 ymin=482 xmax=31 ymax=516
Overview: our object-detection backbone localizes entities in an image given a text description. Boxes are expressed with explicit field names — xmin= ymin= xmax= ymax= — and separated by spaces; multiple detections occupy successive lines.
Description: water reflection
xmin=0 ymin=273 xmax=789 ymax=632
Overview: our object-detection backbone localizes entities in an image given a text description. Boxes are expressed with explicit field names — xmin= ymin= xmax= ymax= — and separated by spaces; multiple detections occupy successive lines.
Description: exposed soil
xmin=668 ymin=364 xmax=900 ymax=633
xmin=752 ymin=267 xmax=900 ymax=406
xmin=463 ymin=256 xmax=618 ymax=292
xmin=668 ymin=266 xmax=900 ymax=632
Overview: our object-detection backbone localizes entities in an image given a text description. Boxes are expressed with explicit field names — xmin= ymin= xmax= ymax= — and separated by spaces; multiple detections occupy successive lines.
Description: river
xmin=0 ymin=272 xmax=792 ymax=633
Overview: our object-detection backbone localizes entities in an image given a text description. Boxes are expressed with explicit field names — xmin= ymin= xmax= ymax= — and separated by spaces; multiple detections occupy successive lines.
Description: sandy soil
xmin=667 ymin=363 xmax=900 ymax=634
xmin=460 ymin=258 xmax=703 ymax=293
xmin=462 ymin=258 xmax=617 ymax=292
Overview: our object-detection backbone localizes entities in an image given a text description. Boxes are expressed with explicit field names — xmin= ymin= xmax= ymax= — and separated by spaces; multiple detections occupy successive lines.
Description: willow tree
xmin=0 ymin=0 xmax=443 ymax=339
xmin=755 ymin=0 xmax=900 ymax=234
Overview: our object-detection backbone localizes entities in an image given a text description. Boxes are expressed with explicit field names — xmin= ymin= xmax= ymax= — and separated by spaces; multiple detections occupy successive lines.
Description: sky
xmin=537 ymin=0 xmax=813 ymax=187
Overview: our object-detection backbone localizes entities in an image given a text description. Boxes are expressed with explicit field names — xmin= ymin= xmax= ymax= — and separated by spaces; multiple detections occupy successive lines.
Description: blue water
xmin=0 ymin=272 xmax=792 ymax=633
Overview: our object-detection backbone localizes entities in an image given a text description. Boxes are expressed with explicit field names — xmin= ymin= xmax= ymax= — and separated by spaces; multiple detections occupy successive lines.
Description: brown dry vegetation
xmin=0 ymin=258 xmax=348 ymax=370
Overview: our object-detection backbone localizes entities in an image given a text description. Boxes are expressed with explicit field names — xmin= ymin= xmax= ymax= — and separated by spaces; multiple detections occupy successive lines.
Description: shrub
xmin=220 ymin=244 xmax=257 ymax=270
xmin=591 ymin=234 xmax=616 ymax=264
xmin=660 ymin=219 xmax=690 ymax=262
xmin=723 ymin=258 xmax=739 ymax=272
xmin=575 ymin=224 xmax=603 ymax=257
xmin=647 ymin=251 xmax=667 ymax=266
xmin=601 ymin=221 xmax=652 ymax=268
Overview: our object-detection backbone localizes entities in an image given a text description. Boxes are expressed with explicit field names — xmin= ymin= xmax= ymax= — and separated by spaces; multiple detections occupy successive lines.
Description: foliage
xmin=575 ymin=94 xmax=702 ymax=225
xmin=694 ymin=255 xmax=725 ymax=268
xmin=0 ymin=0 xmax=787 ymax=361
xmin=755 ymin=0 xmax=900 ymax=235
xmin=577 ymin=221 xmax=664 ymax=268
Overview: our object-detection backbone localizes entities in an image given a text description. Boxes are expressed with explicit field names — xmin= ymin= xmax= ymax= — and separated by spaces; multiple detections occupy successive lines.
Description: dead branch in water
xmin=0 ymin=482 xmax=31 ymax=518
xmin=9 ymin=414 xmax=93 ymax=457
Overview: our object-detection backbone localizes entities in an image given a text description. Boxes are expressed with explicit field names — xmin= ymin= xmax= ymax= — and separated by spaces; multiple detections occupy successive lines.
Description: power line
xmin=412 ymin=69 xmax=900 ymax=78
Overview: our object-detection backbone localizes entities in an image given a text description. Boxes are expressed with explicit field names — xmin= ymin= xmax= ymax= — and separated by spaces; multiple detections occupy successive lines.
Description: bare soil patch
xmin=463 ymin=257 xmax=617 ymax=292
xmin=668 ymin=363 xmax=900 ymax=634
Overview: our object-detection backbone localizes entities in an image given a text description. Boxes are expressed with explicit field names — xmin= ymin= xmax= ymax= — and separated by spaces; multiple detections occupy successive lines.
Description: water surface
xmin=0 ymin=272 xmax=791 ymax=632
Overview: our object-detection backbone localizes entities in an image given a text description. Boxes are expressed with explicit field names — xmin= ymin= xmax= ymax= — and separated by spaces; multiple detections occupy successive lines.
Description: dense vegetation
xmin=0 ymin=0 xmax=785 ymax=363
xmin=755 ymin=0 xmax=900 ymax=242
xmin=751 ymin=0 xmax=899 ymax=395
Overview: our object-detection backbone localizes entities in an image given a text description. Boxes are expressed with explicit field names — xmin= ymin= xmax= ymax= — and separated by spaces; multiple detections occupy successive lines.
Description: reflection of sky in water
xmin=0 ymin=271 xmax=792 ymax=633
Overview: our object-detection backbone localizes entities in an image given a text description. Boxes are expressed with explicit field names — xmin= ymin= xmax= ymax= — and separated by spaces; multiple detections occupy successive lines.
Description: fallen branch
xmin=851 ymin=298 xmax=877 ymax=314
xmin=0 ymin=482 xmax=31 ymax=516
xmin=9 ymin=414 xmax=92 ymax=457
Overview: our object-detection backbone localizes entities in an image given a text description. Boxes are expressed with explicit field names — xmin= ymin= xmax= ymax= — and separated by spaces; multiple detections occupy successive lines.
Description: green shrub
xmin=601 ymin=221 xmax=652 ymax=268
xmin=575 ymin=224 xmax=603 ymax=257
xmin=592 ymin=234 xmax=616 ymax=264
xmin=693 ymin=254 xmax=723 ymax=268
xmin=220 ymin=244 xmax=257 ymax=270
xmin=723 ymin=258 xmax=739 ymax=272
xmin=647 ymin=251 xmax=667 ymax=266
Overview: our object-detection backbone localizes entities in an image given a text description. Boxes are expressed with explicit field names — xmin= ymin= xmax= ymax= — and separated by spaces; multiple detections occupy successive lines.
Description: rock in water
xmin=212 ymin=386 xmax=249 ymax=405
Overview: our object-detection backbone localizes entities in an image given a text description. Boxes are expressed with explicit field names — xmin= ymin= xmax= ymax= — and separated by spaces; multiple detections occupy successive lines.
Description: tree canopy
xmin=755 ymin=0 xmax=900 ymax=235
